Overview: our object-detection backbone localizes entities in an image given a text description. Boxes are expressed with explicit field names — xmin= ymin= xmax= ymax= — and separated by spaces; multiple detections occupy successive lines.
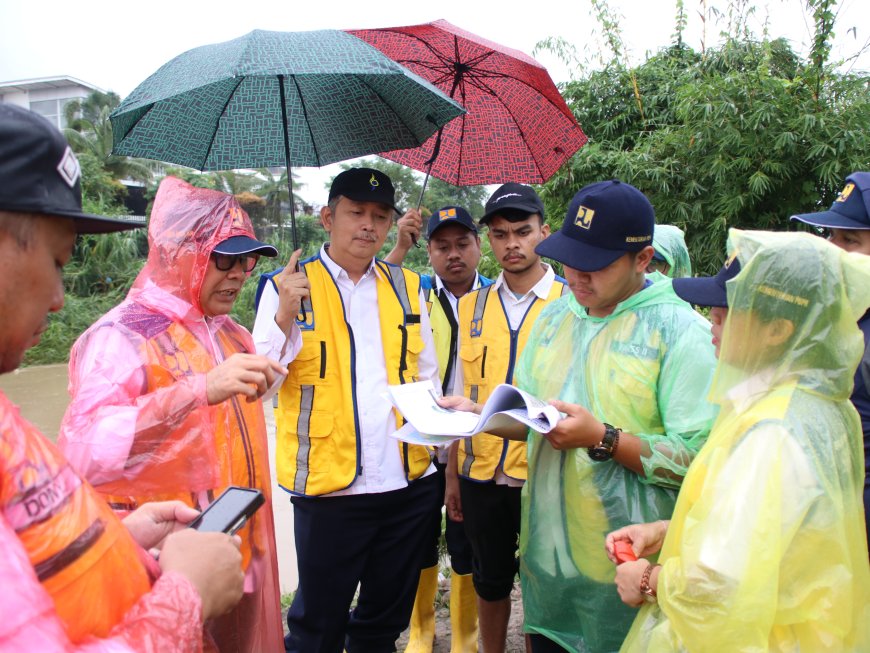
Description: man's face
xmin=0 ymin=215 xmax=75 ymax=373
xmin=828 ymin=228 xmax=870 ymax=256
xmin=427 ymin=223 xmax=481 ymax=292
xmin=563 ymin=248 xmax=652 ymax=318
xmin=198 ymin=254 xmax=254 ymax=318
xmin=486 ymin=214 xmax=549 ymax=275
xmin=321 ymin=197 xmax=393 ymax=265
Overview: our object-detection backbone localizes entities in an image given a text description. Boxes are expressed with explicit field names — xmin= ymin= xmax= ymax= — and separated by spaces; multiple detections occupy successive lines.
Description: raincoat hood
xmin=652 ymin=224 xmax=691 ymax=278
xmin=713 ymin=229 xmax=870 ymax=404
xmin=130 ymin=176 xmax=259 ymax=316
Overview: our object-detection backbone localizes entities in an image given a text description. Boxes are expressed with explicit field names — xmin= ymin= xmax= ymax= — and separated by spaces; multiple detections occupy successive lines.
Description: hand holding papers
xmin=387 ymin=380 xmax=562 ymax=444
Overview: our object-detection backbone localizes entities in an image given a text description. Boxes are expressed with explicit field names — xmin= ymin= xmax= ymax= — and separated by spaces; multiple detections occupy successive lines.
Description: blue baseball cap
xmin=213 ymin=235 xmax=278 ymax=257
xmin=535 ymin=179 xmax=655 ymax=272
xmin=426 ymin=205 xmax=478 ymax=239
xmin=672 ymin=255 xmax=742 ymax=307
xmin=790 ymin=172 xmax=870 ymax=230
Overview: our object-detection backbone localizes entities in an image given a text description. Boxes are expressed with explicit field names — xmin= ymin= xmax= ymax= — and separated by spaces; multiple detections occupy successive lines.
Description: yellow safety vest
xmin=275 ymin=256 xmax=433 ymax=496
xmin=457 ymin=278 xmax=568 ymax=481
xmin=423 ymin=274 xmax=491 ymax=394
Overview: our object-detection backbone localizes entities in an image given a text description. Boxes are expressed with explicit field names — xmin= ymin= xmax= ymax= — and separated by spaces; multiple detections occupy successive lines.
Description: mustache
xmin=355 ymin=233 xmax=377 ymax=242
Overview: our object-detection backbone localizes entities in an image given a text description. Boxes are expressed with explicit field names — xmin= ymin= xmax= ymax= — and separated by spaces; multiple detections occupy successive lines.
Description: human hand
xmin=123 ymin=500 xmax=201 ymax=551
xmin=273 ymin=249 xmax=311 ymax=333
xmin=437 ymin=395 xmax=480 ymax=414
xmin=605 ymin=521 xmax=668 ymax=563
xmin=614 ymin=559 xmax=650 ymax=607
xmin=544 ymin=399 xmax=605 ymax=450
xmin=206 ymin=353 xmax=287 ymax=405
xmin=159 ymin=528 xmax=245 ymax=620
xmin=396 ymin=209 xmax=423 ymax=250
xmin=445 ymin=469 xmax=463 ymax=522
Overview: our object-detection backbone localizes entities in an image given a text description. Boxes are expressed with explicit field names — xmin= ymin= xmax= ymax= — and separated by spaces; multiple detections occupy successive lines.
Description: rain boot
xmin=449 ymin=572 xmax=479 ymax=653
xmin=405 ymin=564 xmax=439 ymax=653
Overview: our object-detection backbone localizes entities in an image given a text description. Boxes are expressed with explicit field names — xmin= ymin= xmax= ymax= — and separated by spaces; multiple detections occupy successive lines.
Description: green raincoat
xmin=622 ymin=230 xmax=870 ymax=652
xmin=516 ymin=275 xmax=718 ymax=652
xmin=652 ymin=225 xmax=692 ymax=278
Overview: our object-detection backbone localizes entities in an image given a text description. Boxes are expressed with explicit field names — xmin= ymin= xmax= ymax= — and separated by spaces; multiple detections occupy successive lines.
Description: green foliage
xmin=543 ymin=10 xmax=870 ymax=274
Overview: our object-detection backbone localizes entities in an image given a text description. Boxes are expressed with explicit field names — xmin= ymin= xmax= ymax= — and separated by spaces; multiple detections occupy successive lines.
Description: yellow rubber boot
xmin=404 ymin=564 xmax=439 ymax=653
xmin=449 ymin=572 xmax=479 ymax=653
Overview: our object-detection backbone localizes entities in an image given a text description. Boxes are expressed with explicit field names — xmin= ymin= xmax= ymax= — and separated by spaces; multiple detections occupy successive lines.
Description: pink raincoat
xmin=0 ymin=391 xmax=203 ymax=652
xmin=58 ymin=177 xmax=283 ymax=652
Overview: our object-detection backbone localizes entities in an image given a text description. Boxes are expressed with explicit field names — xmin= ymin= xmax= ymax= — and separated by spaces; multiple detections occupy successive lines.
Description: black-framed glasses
xmin=212 ymin=253 xmax=260 ymax=272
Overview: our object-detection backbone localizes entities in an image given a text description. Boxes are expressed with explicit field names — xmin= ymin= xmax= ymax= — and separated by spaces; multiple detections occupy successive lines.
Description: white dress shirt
xmin=253 ymin=245 xmax=438 ymax=496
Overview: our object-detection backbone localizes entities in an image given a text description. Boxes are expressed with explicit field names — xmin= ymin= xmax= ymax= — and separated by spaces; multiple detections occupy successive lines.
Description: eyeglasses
xmin=211 ymin=253 xmax=260 ymax=272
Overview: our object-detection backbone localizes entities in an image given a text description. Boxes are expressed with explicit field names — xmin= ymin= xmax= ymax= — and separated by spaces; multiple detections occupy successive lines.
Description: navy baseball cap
xmin=0 ymin=104 xmax=143 ymax=233
xmin=480 ymin=183 xmax=545 ymax=224
xmin=426 ymin=205 xmax=478 ymax=239
xmin=790 ymin=172 xmax=870 ymax=230
xmin=329 ymin=167 xmax=398 ymax=212
xmin=535 ymin=179 xmax=655 ymax=272
xmin=213 ymin=235 xmax=278 ymax=257
xmin=672 ymin=255 xmax=742 ymax=308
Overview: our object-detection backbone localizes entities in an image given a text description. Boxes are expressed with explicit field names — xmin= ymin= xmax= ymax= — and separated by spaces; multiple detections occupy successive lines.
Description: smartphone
xmin=189 ymin=486 xmax=264 ymax=535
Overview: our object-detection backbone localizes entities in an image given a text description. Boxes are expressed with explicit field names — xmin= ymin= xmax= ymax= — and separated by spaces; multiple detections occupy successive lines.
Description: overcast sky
xmin=2 ymin=0 xmax=867 ymax=199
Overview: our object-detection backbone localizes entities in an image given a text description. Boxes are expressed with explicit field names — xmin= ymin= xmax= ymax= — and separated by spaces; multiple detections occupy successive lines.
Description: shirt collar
xmin=320 ymin=243 xmax=381 ymax=282
xmin=493 ymin=263 xmax=555 ymax=301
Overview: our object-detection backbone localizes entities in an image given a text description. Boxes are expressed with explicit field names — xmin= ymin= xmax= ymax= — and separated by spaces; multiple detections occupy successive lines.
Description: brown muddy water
xmin=0 ymin=363 xmax=69 ymax=440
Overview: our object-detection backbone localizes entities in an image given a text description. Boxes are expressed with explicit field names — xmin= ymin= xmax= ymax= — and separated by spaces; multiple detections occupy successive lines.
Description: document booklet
xmin=387 ymin=380 xmax=562 ymax=444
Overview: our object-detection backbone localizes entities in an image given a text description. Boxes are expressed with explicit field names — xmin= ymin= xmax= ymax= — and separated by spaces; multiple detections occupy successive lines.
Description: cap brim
xmin=340 ymin=191 xmax=399 ymax=213
xmin=480 ymin=202 xmax=542 ymax=224
xmin=213 ymin=235 xmax=278 ymax=257
xmin=672 ymin=276 xmax=728 ymax=307
xmin=427 ymin=220 xmax=477 ymax=239
xmin=25 ymin=205 xmax=146 ymax=234
xmin=535 ymin=231 xmax=625 ymax=272
xmin=790 ymin=211 xmax=870 ymax=230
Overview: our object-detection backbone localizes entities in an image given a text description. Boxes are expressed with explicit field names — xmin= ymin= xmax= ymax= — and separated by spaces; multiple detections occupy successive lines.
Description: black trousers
xmin=284 ymin=473 xmax=438 ymax=653
xmin=528 ymin=634 xmax=571 ymax=652
xmin=418 ymin=460 xmax=474 ymax=574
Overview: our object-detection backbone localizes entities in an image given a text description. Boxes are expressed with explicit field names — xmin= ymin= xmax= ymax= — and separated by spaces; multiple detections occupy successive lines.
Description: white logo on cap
xmin=56 ymin=146 xmax=81 ymax=188
xmin=494 ymin=192 xmax=523 ymax=203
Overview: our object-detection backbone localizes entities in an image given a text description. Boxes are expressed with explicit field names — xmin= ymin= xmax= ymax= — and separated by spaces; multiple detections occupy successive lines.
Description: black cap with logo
xmin=480 ymin=183 xmax=545 ymax=224
xmin=328 ymin=167 xmax=398 ymax=212
xmin=0 ymin=104 xmax=143 ymax=233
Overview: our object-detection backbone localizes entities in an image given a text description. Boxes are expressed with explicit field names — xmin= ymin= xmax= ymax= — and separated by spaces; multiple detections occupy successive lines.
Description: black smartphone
xmin=189 ymin=486 xmax=264 ymax=535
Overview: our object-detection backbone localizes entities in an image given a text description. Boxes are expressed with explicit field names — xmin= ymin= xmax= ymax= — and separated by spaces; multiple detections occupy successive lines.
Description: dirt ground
xmin=395 ymin=579 xmax=527 ymax=652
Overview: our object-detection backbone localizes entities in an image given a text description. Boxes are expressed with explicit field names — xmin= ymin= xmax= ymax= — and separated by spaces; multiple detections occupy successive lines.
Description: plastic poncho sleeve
xmin=0 ymin=512 xmax=203 ymax=653
xmin=60 ymin=325 xmax=208 ymax=487
xmin=635 ymin=315 xmax=718 ymax=488
xmin=651 ymin=423 xmax=814 ymax=651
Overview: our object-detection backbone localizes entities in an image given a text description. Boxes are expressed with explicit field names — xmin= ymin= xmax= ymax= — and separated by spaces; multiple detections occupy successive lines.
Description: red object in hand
xmin=613 ymin=541 xmax=638 ymax=564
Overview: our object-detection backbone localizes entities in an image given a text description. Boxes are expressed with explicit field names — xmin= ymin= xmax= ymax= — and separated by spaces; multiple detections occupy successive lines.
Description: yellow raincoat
xmin=622 ymin=230 xmax=870 ymax=652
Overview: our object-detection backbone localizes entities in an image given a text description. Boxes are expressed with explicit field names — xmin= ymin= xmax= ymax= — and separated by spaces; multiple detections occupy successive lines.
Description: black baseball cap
xmin=535 ymin=179 xmax=655 ymax=272
xmin=329 ymin=167 xmax=398 ymax=212
xmin=790 ymin=172 xmax=870 ymax=231
xmin=426 ymin=205 xmax=478 ymax=239
xmin=672 ymin=255 xmax=742 ymax=308
xmin=480 ymin=183 xmax=545 ymax=224
xmin=0 ymin=104 xmax=143 ymax=233
xmin=213 ymin=235 xmax=278 ymax=257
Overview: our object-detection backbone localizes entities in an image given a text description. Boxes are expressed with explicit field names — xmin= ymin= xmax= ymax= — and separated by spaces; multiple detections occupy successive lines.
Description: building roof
xmin=0 ymin=76 xmax=105 ymax=94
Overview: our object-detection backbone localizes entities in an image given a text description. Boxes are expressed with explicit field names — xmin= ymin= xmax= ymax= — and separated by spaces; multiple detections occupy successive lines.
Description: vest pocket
xmin=292 ymin=339 xmax=326 ymax=384
xmin=291 ymin=407 xmax=336 ymax=493
xmin=459 ymin=341 xmax=487 ymax=385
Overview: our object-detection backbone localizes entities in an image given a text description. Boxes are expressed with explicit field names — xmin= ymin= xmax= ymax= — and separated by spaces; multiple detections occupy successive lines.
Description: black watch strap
xmin=587 ymin=423 xmax=621 ymax=462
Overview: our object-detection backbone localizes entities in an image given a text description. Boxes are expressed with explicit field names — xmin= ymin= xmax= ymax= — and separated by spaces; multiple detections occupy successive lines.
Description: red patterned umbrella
xmin=348 ymin=19 xmax=587 ymax=187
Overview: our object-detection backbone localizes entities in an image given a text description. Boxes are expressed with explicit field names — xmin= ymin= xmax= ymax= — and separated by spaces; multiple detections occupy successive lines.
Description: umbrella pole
xmin=278 ymin=74 xmax=299 ymax=251
xmin=411 ymin=126 xmax=444 ymax=247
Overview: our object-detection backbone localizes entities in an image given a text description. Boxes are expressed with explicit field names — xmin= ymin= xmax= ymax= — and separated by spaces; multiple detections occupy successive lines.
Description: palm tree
xmin=63 ymin=91 xmax=153 ymax=182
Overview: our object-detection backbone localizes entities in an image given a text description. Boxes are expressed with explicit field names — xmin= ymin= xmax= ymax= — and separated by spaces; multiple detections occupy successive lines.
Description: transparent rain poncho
xmin=622 ymin=229 xmax=870 ymax=652
xmin=58 ymin=177 xmax=282 ymax=652
xmin=515 ymin=275 xmax=719 ymax=651
xmin=652 ymin=225 xmax=692 ymax=278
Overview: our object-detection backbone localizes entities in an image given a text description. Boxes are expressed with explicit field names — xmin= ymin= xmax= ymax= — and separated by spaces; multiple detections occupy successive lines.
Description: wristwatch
xmin=640 ymin=563 xmax=660 ymax=603
xmin=587 ymin=423 xmax=621 ymax=461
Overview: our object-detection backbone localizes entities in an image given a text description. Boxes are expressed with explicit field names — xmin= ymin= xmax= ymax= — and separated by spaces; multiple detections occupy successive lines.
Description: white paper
xmin=386 ymin=380 xmax=562 ymax=442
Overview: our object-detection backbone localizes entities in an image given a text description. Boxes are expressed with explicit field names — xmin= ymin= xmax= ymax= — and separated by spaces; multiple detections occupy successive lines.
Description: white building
xmin=0 ymin=76 xmax=104 ymax=130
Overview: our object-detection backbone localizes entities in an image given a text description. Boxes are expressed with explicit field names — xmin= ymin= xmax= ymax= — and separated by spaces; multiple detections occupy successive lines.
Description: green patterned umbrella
xmin=110 ymin=29 xmax=465 ymax=248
